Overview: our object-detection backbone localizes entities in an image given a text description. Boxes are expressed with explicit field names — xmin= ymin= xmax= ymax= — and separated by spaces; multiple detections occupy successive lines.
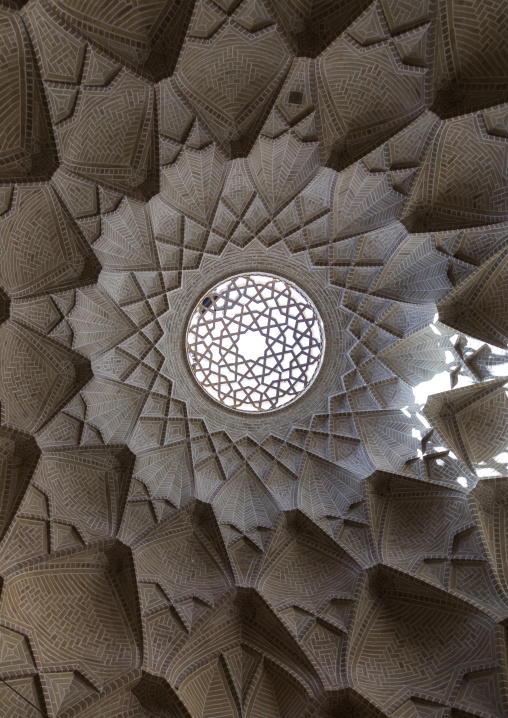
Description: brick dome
xmin=0 ymin=1 xmax=507 ymax=716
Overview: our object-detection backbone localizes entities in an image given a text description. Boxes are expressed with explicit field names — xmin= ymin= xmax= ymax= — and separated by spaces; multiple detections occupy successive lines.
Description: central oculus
xmin=186 ymin=274 xmax=324 ymax=412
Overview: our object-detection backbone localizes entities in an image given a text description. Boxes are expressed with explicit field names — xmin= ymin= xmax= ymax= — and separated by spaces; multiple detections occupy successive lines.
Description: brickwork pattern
xmin=0 ymin=0 xmax=507 ymax=716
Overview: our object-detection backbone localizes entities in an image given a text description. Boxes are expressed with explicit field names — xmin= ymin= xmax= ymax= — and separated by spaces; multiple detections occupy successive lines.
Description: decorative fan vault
xmin=0 ymin=1 xmax=507 ymax=717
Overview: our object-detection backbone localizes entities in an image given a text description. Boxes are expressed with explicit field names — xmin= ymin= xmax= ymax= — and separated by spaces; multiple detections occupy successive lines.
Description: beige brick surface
xmin=0 ymin=1 xmax=506 ymax=715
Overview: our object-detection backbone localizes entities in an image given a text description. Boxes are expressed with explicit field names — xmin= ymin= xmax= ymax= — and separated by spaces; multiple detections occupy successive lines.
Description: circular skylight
xmin=186 ymin=274 xmax=325 ymax=412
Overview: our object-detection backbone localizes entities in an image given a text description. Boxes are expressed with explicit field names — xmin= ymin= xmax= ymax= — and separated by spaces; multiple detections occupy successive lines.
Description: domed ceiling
xmin=0 ymin=0 xmax=507 ymax=716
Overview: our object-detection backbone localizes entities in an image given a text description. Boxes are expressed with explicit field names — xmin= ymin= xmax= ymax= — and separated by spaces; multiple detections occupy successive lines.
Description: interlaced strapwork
xmin=186 ymin=274 xmax=324 ymax=412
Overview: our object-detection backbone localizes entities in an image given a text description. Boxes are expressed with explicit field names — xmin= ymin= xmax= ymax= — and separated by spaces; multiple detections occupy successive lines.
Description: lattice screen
xmin=186 ymin=274 xmax=324 ymax=412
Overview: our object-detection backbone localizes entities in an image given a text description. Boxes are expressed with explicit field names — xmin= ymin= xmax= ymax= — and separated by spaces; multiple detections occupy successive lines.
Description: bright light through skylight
xmin=186 ymin=274 xmax=325 ymax=412
xmin=237 ymin=330 xmax=267 ymax=362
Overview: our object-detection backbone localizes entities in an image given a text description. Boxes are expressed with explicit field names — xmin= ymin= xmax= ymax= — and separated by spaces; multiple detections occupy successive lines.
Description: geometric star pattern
xmin=186 ymin=274 xmax=324 ymax=411
xmin=0 ymin=1 xmax=507 ymax=716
